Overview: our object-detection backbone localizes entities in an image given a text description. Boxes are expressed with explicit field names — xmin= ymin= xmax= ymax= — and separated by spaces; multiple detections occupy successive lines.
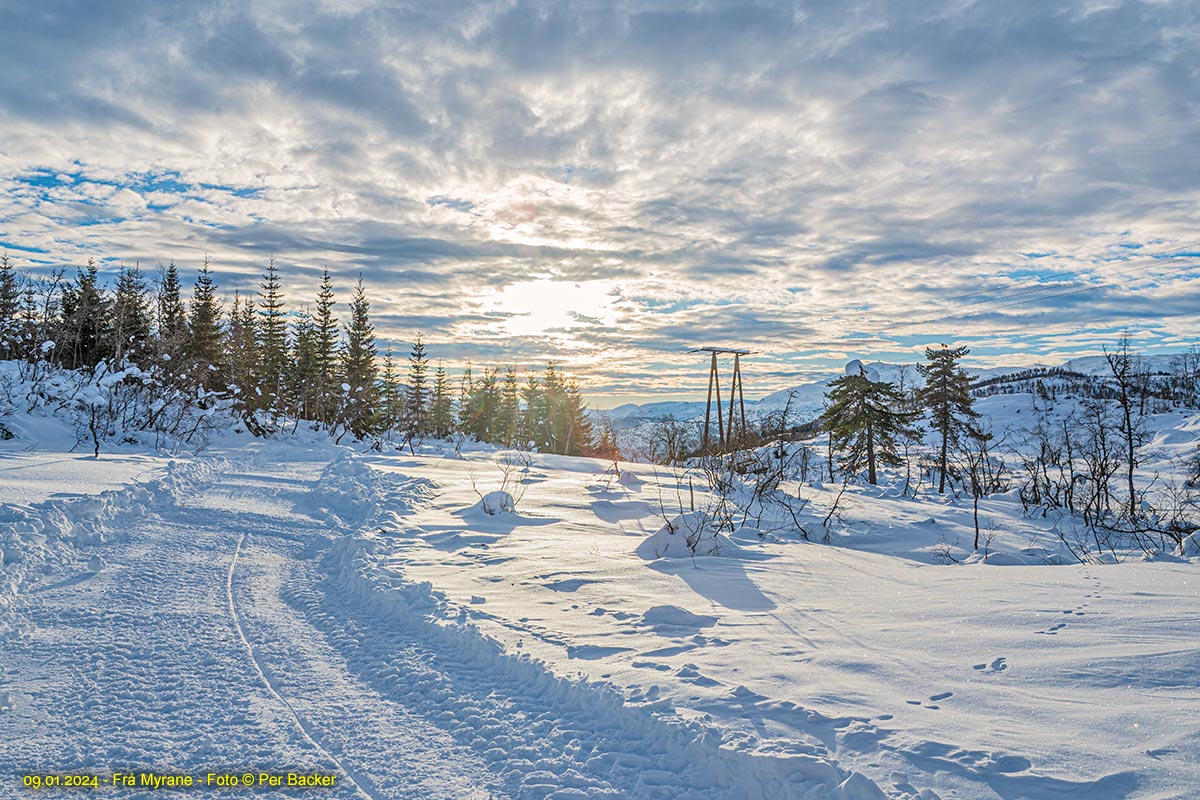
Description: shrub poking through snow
xmin=468 ymin=450 xmax=530 ymax=514
xmin=636 ymin=512 xmax=739 ymax=559
xmin=477 ymin=490 xmax=515 ymax=515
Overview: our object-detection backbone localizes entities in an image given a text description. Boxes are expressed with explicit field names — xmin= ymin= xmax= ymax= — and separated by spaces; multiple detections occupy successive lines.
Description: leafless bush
xmin=468 ymin=450 xmax=532 ymax=511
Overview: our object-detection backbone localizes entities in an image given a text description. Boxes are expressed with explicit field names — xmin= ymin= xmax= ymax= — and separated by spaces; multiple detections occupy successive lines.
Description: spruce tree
xmin=462 ymin=368 xmax=499 ymax=442
xmin=520 ymin=371 xmax=542 ymax=449
xmin=109 ymin=265 xmax=151 ymax=364
xmin=430 ymin=362 xmax=454 ymax=438
xmin=405 ymin=334 xmax=429 ymax=437
xmin=313 ymin=269 xmax=338 ymax=425
xmin=188 ymin=256 xmax=224 ymax=389
xmin=225 ymin=291 xmax=259 ymax=410
xmin=19 ymin=282 xmax=41 ymax=360
xmin=0 ymin=252 xmax=20 ymax=360
xmin=289 ymin=308 xmax=319 ymax=421
xmin=562 ymin=377 xmax=593 ymax=456
xmin=379 ymin=349 xmax=404 ymax=434
xmin=821 ymin=368 xmax=917 ymax=485
xmin=257 ymin=256 xmax=288 ymax=417
xmin=917 ymin=345 xmax=981 ymax=493
xmin=540 ymin=364 xmax=568 ymax=454
xmin=156 ymin=262 xmax=187 ymax=352
xmin=59 ymin=260 xmax=109 ymax=370
xmin=340 ymin=277 xmax=377 ymax=437
xmin=499 ymin=367 xmax=520 ymax=446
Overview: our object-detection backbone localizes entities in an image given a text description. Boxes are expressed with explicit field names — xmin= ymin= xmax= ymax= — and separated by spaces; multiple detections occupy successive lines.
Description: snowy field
xmin=0 ymin=413 xmax=175 ymax=507
xmin=0 ymin=402 xmax=1197 ymax=799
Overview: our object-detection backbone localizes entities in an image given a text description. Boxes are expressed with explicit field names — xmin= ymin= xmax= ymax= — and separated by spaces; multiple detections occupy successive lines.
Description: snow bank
xmin=636 ymin=512 xmax=740 ymax=559
xmin=306 ymin=454 xmax=435 ymax=531
xmin=0 ymin=456 xmax=228 ymax=637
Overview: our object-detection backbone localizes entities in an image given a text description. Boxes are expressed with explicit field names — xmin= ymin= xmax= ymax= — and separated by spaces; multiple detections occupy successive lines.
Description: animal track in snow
xmin=973 ymin=657 xmax=1007 ymax=672
xmin=907 ymin=691 xmax=953 ymax=709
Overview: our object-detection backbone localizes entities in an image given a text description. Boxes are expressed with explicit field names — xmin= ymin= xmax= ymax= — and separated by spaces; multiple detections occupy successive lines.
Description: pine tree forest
xmin=0 ymin=255 xmax=595 ymax=456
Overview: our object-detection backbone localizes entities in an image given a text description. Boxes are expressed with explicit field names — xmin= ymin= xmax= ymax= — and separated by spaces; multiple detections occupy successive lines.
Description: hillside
xmin=1 ymin=363 xmax=1198 ymax=799
xmin=605 ymin=354 xmax=1193 ymax=432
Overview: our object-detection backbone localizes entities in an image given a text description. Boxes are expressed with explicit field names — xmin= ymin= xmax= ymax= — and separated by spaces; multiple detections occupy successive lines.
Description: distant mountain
xmin=598 ymin=354 xmax=1190 ymax=430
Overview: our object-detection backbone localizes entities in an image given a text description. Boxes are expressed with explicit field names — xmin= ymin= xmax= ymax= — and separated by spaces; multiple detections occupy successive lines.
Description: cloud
xmin=0 ymin=0 xmax=1198 ymax=404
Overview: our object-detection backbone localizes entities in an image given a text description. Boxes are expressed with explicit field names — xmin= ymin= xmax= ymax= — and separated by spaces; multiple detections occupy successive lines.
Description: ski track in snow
xmin=0 ymin=452 xmax=844 ymax=799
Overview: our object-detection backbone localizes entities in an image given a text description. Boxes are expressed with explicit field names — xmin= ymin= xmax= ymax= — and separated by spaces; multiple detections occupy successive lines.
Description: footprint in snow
xmin=972 ymin=657 xmax=1007 ymax=672
xmin=929 ymin=692 xmax=953 ymax=702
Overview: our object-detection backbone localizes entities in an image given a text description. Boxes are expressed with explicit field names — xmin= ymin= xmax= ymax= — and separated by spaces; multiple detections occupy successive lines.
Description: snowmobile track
xmin=226 ymin=532 xmax=383 ymax=800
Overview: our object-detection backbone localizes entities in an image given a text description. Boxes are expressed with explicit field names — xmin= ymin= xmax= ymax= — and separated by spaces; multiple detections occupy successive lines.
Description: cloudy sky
xmin=1 ymin=1 xmax=1198 ymax=406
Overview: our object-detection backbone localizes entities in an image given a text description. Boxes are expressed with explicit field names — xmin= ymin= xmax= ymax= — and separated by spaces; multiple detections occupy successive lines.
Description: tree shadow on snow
xmin=418 ymin=511 xmax=560 ymax=551
xmin=649 ymin=556 xmax=776 ymax=612
xmin=589 ymin=499 xmax=654 ymax=523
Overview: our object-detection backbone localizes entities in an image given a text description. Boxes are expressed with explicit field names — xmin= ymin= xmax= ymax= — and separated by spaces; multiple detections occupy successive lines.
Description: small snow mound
xmin=616 ymin=469 xmax=644 ymax=487
xmin=832 ymin=771 xmax=888 ymax=800
xmin=1140 ymin=549 xmax=1188 ymax=564
xmin=1180 ymin=535 xmax=1200 ymax=558
xmin=975 ymin=551 xmax=1031 ymax=566
xmin=635 ymin=512 xmax=739 ymax=559
xmin=474 ymin=491 xmax=515 ymax=516
xmin=729 ymin=525 xmax=765 ymax=543
xmin=641 ymin=604 xmax=718 ymax=630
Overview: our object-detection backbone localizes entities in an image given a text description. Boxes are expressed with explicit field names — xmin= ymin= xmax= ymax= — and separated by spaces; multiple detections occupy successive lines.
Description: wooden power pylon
xmin=691 ymin=347 xmax=751 ymax=451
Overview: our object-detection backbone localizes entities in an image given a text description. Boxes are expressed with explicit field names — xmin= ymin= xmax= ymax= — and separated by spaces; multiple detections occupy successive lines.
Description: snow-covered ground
xmin=1 ymin=397 xmax=1197 ymax=799
xmin=0 ymin=410 xmax=180 ymax=507
xmin=358 ymin=447 xmax=1198 ymax=800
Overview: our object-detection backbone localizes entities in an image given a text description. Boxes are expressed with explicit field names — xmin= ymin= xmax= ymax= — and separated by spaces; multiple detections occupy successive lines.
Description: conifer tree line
xmin=0 ymin=253 xmax=594 ymax=454
xmin=817 ymin=345 xmax=998 ymax=492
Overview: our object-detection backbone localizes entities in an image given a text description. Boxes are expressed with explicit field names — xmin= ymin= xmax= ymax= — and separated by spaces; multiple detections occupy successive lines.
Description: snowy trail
xmin=1 ymin=451 xmax=832 ymax=799
xmin=225 ymin=532 xmax=382 ymax=800
xmin=0 ymin=460 xmax=328 ymax=799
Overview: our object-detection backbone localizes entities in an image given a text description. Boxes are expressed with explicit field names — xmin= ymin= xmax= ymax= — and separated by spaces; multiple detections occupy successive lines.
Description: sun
xmin=487 ymin=279 xmax=619 ymax=340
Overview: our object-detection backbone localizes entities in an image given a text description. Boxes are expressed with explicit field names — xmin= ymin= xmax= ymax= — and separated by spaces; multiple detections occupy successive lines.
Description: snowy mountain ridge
xmin=603 ymin=353 xmax=1189 ymax=426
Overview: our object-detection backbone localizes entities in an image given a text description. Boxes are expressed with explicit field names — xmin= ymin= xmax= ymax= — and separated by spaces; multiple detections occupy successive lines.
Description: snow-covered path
xmin=0 ymin=451 xmax=828 ymax=799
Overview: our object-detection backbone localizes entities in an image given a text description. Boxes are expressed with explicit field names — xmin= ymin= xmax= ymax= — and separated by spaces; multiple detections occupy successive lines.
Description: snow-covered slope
xmin=607 ymin=353 xmax=1191 ymax=429
xmin=1 ymin=391 xmax=1197 ymax=799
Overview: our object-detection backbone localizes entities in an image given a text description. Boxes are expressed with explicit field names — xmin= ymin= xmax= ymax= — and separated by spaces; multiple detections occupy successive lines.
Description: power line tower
xmin=691 ymin=347 xmax=750 ymax=451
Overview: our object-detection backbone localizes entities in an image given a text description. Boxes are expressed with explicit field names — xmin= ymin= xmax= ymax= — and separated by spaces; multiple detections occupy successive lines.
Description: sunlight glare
xmin=488 ymin=279 xmax=619 ymax=340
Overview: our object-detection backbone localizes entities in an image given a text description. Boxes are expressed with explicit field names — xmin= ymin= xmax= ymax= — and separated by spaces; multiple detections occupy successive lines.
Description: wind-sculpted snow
xmin=0 ymin=444 xmax=875 ymax=799
xmin=320 ymin=455 xmax=859 ymax=799
xmin=357 ymin=448 xmax=1196 ymax=799
xmin=2 ymin=436 xmax=1195 ymax=799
